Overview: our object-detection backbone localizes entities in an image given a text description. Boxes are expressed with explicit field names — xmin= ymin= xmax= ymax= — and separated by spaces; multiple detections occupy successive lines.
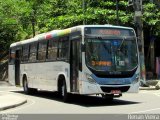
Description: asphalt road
xmin=1 ymin=84 xmax=160 ymax=114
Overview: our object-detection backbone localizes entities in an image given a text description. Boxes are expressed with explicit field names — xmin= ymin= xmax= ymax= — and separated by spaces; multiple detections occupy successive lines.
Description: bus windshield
xmin=85 ymin=38 xmax=138 ymax=72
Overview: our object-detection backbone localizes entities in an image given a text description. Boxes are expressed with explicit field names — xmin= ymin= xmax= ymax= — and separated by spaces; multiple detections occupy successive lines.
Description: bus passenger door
xmin=70 ymin=40 xmax=80 ymax=92
xmin=15 ymin=50 xmax=21 ymax=86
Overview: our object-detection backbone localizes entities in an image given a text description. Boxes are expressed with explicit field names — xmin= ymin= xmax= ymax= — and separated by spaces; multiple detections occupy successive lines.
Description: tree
xmin=0 ymin=0 xmax=159 ymax=51
xmin=0 ymin=0 xmax=31 ymax=50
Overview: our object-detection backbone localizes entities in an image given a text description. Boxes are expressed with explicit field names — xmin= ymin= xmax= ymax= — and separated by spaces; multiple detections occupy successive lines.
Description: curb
xmin=0 ymin=100 xmax=27 ymax=111
xmin=0 ymin=98 xmax=27 ymax=111
xmin=139 ymin=87 xmax=156 ymax=90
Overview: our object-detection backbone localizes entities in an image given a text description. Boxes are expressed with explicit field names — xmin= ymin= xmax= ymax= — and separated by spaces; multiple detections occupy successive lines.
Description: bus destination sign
xmin=85 ymin=27 xmax=134 ymax=36
xmin=98 ymin=29 xmax=121 ymax=35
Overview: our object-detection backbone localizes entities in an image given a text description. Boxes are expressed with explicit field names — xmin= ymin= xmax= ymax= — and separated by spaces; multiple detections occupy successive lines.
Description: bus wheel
xmin=23 ymin=77 xmax=31 ymax=94
xmin=23 ymin=76 xmax=37 ymax=94
xmin=101 ymin=94 xmax=114 ymax=102
xmin=61 ymin=80 xmax=69 ymax=102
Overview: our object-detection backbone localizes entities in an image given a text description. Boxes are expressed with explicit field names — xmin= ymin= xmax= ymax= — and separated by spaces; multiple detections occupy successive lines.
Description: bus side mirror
xmin=81 ymin=44 xmax=85 ymax=52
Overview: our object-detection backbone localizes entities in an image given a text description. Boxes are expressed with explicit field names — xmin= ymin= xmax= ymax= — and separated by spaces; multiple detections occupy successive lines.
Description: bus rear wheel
xmin=60 ymin=80 xmax=69 ymax=102
xmin=23 ymin=76 xmax=37 ymax=94
xmin=23 ymin=77 xmax=31 ymax=94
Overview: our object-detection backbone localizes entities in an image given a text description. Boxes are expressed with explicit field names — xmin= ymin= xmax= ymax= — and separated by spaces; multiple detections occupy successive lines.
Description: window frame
xmin=57 ymin=36 xmax=69 ymax=61
xmin=47 ymin=38 xmax=58 ymax=61
xmin=37 ymin=40 xmax=47 ymax=61
xmin=29 ymin=42 xmax=38 ymax=62
xmin=22 ymin=44 xmax=29 ymax=63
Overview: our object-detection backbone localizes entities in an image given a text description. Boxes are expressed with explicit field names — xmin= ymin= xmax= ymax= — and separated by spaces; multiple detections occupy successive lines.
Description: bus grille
xmin=100 ymin=86 xmax=130 ymax=93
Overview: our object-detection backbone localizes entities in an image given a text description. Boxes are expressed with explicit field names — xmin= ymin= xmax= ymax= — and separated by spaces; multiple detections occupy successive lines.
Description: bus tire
xmin=23 ymin=76 xmax=37 ymax=94
xmin=102 ymin=94 xmax=114 ymax=102
xmin=61 ymin=80 xmax=69 ymax=102
xmin=23 ymin=76 xmax=31 ymax=94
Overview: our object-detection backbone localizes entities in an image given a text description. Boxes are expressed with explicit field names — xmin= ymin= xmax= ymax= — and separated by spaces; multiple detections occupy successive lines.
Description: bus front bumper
xmin=79 ymin=80 xmax=139 ymax=95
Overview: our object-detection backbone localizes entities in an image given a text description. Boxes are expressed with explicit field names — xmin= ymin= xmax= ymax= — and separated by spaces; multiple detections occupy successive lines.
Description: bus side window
xmin=58 ymin=36 xmax=69 ymax=60
xmin=22 ymin=45 xmax=29 ymax=62
xmin=38 ymin=41 xmax=47 ymax=61
xmin=29 ymin=42 xmax=37 ymax=62
xmin=47 ymin=38 xmax=58 ymax=60
xmin=9 ymin=49 xmax=15 ymax=64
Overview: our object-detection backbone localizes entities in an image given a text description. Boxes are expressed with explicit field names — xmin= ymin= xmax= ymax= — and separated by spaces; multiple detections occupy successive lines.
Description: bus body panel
xmin=20 ymin=62 xmax=70 ymax=91
xmin=8 ymin=65 xmax=15 ymax=85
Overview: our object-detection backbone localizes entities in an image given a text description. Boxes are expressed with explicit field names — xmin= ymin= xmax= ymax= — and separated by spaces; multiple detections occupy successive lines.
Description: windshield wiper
xmin=117 ymin=37 xmax=126 ymax=51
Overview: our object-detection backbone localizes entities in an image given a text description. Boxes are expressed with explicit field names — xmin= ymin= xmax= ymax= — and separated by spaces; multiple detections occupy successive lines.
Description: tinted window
xmin=38 ymin=41 xmax=47 ymax=61
xmin=22 ymin=45 xmax=29 ymax=62
xmin=58 ymin=37 xmax=69 ymax=60
xmin=9 ymin=49 xmax=15 ymax=64
xmin=29 ymin=42 xmax=37 ymax=62
xmin=48 ymin=38 xmax=58 ymax=60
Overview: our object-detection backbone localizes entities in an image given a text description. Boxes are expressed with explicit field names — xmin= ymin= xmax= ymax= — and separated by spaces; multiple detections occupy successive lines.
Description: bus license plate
xmin=111 ymin=90 xmax=121 ymax=94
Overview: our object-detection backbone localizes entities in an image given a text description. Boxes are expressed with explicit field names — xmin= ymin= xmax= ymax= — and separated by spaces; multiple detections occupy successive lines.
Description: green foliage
xmin=0 ymin=0 xmax=31 ymax=50
xmin=0 ymin=0 xmax=159 ymax=51
xmin=143 ymin=3 xmax=160 ymax=25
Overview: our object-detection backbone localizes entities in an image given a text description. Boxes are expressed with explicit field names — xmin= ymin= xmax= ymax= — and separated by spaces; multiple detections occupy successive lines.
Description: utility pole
xmin=129 ymin=0 xmax=146 ymax=81
xmin=134 ymin=0 xmax=146 ymax=81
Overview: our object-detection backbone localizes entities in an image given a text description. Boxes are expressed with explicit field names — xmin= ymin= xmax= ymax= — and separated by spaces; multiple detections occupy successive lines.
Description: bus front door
xmin=15 ymin=50 xmax=21 ymax=86
xmin=70 ymin=40 xmax=80 ymax=92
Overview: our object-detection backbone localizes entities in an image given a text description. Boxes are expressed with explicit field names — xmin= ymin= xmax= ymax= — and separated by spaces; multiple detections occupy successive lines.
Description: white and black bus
xmin=9 ymin=25 xmax=140 ymax=102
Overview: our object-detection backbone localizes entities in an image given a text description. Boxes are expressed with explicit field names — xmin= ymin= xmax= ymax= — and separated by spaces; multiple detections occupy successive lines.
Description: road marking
xmin=131 ymin=107 xmax=160 ymax=113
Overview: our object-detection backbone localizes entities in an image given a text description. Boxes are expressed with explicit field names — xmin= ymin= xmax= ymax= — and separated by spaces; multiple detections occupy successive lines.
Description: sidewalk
xmin=0 ymin=92 xmax=27 ymax=111
xmin=139 ymin=86 xmax=158 ymax=90
xmin=0 ymin=81 xmax=11 ymax=86
xmin=140 ymin=80 xmax=160 ymax=90
xmin=0 ymin=81 xmax=27 ymax=111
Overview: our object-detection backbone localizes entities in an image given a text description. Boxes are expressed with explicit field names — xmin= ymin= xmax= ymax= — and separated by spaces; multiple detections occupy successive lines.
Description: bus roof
xmin=10 ymin=37 xmax=38 ymax=48
xmin=71 ymin=25 xmax=134 ymax=31
xmin=10 ymin=25 xmax=133 ymax=48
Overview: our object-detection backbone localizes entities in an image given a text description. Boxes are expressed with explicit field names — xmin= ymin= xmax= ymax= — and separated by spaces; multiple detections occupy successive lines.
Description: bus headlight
xmin=85 ymin=73 xmax=96 ymax=84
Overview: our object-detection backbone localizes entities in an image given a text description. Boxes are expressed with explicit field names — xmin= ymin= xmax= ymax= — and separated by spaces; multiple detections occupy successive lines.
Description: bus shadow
xmin=14 ymin=90 xmax=141 ymax=107
xmin=66 ymin=94 xmax=141 ymax=107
